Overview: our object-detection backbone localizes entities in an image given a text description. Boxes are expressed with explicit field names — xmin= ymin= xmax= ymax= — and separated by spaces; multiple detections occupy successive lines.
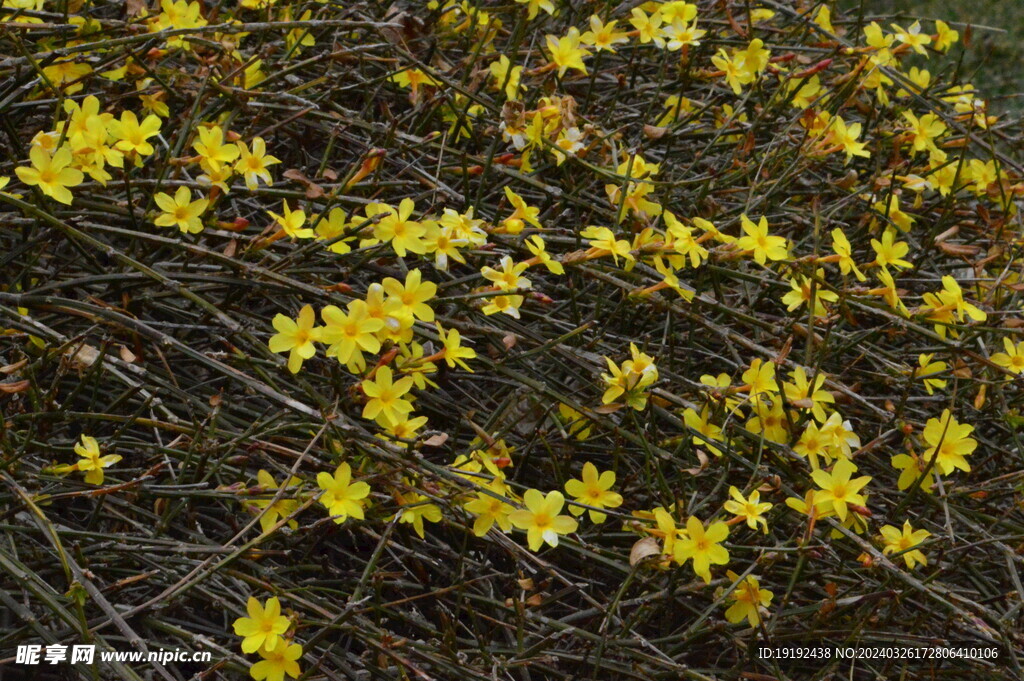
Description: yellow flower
xmin=268 ymin=201 xmax=314 ymax=240
xmin=108 ymin=110 xmax=162 ymax=158
xmin=361 ymin=366 xmax=415 ymax=427
xmin=914 ymin=353 xmax=948 ymax=394
xmin=284 ymin=9 xmax=315 ymax=54
xmin=602 ymin=348 xmax=657 ymax=411
xmin=674 ymin=516 xmax=730 ymax=584
xmin=811 ymin=459 xmax=871 ymax=521
xmin=557 ymin=403 xmax=591 ymax=440
xmin=381 ymin=414 xmax=429 ymax=445
xmin=868 ymin=267 xmax=909 ymax=316
xmin=653 ymin=507 xmax=686 ymax=560
xmin=193 ymin=125 xmax=239 ymax=171
xmin=829 ymin=228 xmax=865 ymax=281
xmin=14 ymin=146 xmax=83 ymax=205
xmin=682 ymin=405 xmax=725 ymax=456
xmin=723 ymin=572 xmax=773 ymax=626
xmin=872 ymin=229 xmax=913 ymax=270
xmin=382 ymin=269 xmax=437 ymax=322
xmin=580 ymin=15 xmax=629 ymax=53
xmin=63 ymin=95 xmax=112 ymax=144
xmin=711 ymin=49 xmax=745 ymax=94
xmin=745 ymin=399 xmax=789 ymax=444
xmin=581 ymin=226 xmax=634 ymax=265
xmin=793 ymin=421 xmax=831 ymax=470
xmin=664 ymin=18 xmax=707 ymax=51
xmin=232 ymin=597 xmax=290 ymax=654
xmin=933 ymin=20 xmax=959 ymax=52
xmin=312 ymin=208 xmax=353 ymax=254
xmin=722 ymin=487 xmax=771 ymax=533
xmin=896 ymin=66 xmax=931 ymax=98
xmin=990 ymin=337 xmax=1024 ymax=376
xmin=509 ymin=489 xmax=579 ymax=551
xmin=827 ymin=116 xmax=870 ymax=162
xmin=781 ymin=269 xmax=838 ymax=318
xmin=316 ymin=462 xmax=371 ymax=523
xmin=872 ymin=195 xmax=915 ymax=233
xmin=741 ymin=358 xmax=778 ymax=403
xmin=902 ymin=111 xmax=946 ymax=154
xmin=921 ymin=409 xmax=976 ymax=475
xmin=53 ymin=435 xmax=122 ymax=485
xmin=813 ymin=5 xmax=834 ymax=33
xmin=436 ymin=322 xmax=476 ymax=371
xmin=630 ymin=8 xmax=665 ymax=48
xmin=235 ymin=137 xmax=280 ymax=190
xmin=397 ymin=487 xmax=443 ymax=538
xmin=664 ymin=212 xmax=709 ymax=268
xmin=370 ymin=198 xmax=425 ymax=257
xmin=514 ymin=0 xmax=554 ymax=20
xmin=390 ymin=68 xmax=438 ymax=98
xmin=251 ymin=640 xmax=302 ymax=681
xmin=481 ymin=255 xmax=531 ymax=291
xmin=481 ymin=293 xmax=525 ymax=318
xmin=268 ymin=305 xmax=321 ymax=374
xmin=463 ymin=486 xmax=515 ymax=537
xmin=736 ymin=215 xmax=788 ymax=265
xmin=500 ymin=186 xmax=542 ymax=233
xmin=736 ymin=38 xmax=771 ymax=75
xmin=891 ymin=451 xmax=933 ymax=493
xmin=564 ymin=462 xmax=622 ymax=523
xmin=153 ymin=186 xmax=208 ymax=234
xmin=890 ymin=21 xmax=931 ymax=55
xmin=320 ymin=301 xmax=383 ymax=368
xmin=438 ymin=206 xmax=487 ymax=244
xmin=422 ymin=222 xmax=467 ymax=271
xmin=525 ymin=235 xmax=564 ymax=274
xmin=198 ymin=161 xmax=234 ymax=193
xmin=42 ymin=58 xmax=93 ymax=94
xmin=783 ymin=366 xmax=834 ymax=422
xmin=249 ymin=470 xmax=302 ymax=534
xmin=488 ymin=55 xmax=522 ymax=100
xmin=879 ymin=520 xmax=930 ymax=569
xmin=545 ymin=27 xmax=591 ymax=77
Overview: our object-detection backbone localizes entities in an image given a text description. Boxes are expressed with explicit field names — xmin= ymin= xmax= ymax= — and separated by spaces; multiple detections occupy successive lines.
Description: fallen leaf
xmin=68 ymin=344 xmax=100 ymax=369
xmin=423 ymin=433 xmax=448 ymax=447
xmin=1 ymin=359 xmax=27 ymax=374
xmin=630 ymin=537 xmax=661 ymax=567
xmin=0 ymin=380 xmax=29 ymax=393
xmin=283 ymin=169 xmax=325 ymax=199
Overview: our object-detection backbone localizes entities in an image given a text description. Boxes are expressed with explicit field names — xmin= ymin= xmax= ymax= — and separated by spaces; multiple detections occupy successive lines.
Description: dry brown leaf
xmin=423 ymin=433 xmax=448 ymax=447
xmin=643 ymin=125 xmax=667 ymax=140
xmin=937 ymin=242 xmax=980 ymax=256
xmin=0 ymin=380 xmax=29 ymax=393
xmin=68 ymin=344 xmax=100 ymax=369
xmin=1 ymin=359 xmax=27 ymax=375
xmin=282 ymin=169 xmax=325 ymax=199
xmin=630 ymin=537 xmax=661 ymax=567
